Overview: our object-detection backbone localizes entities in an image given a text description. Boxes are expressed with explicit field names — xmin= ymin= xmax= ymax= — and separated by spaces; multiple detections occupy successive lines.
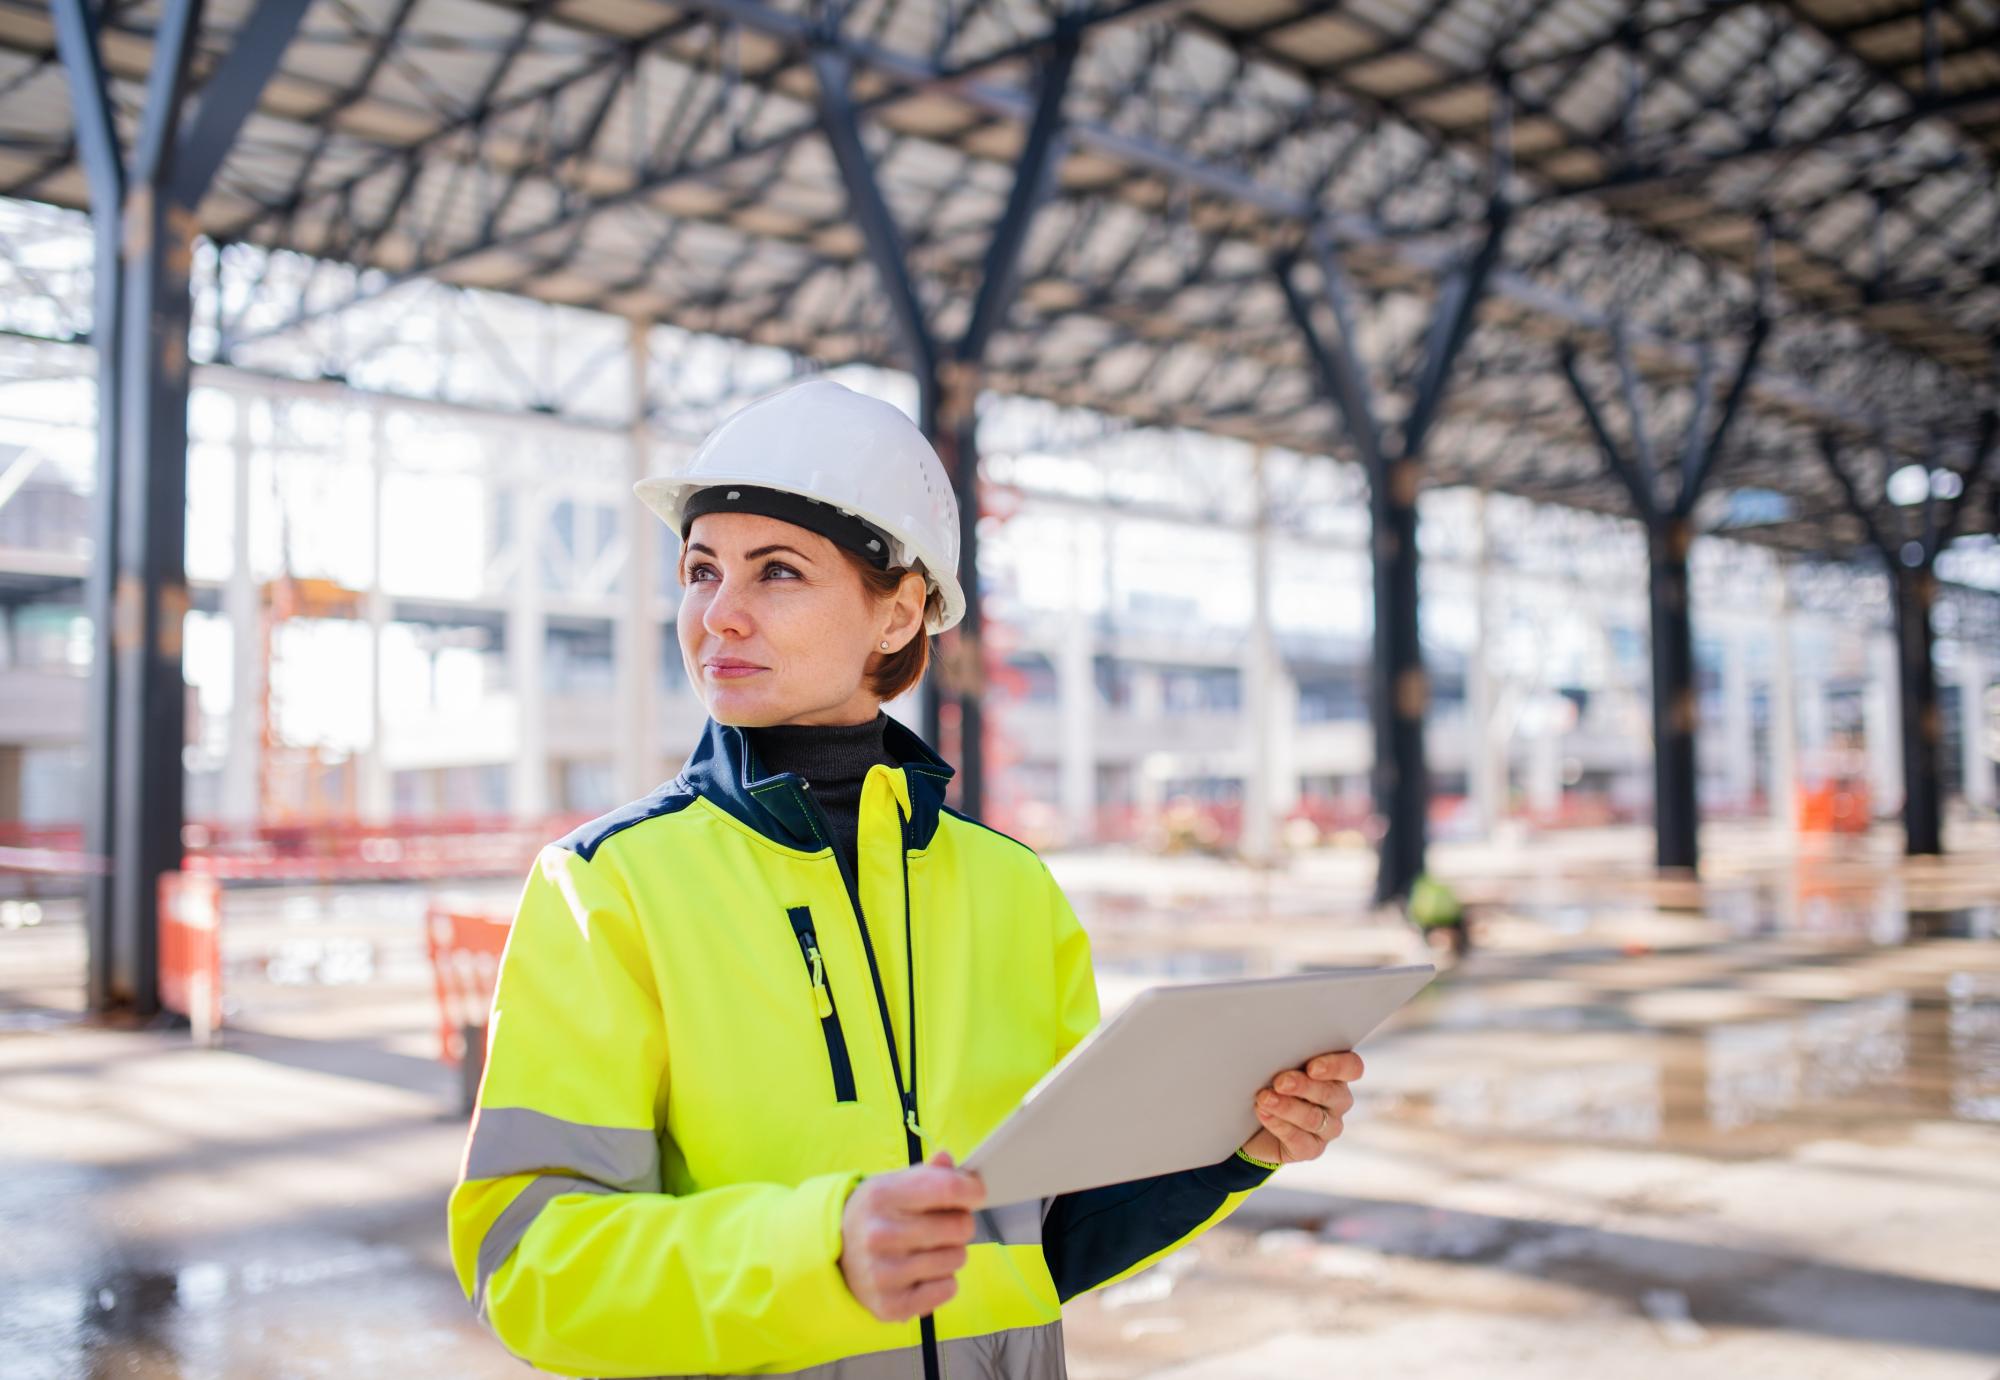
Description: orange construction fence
xmin=1798 ymin=780 xmax=1871 ymax=834
xmin=158 ymin=871 xmax=223 ymax=1040
xmin=426 ymin=903 xmax=512 ymax=1112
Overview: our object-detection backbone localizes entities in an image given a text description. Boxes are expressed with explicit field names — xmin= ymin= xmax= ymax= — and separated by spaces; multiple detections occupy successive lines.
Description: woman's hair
xmin=836 ymin=547 xmax=938 ymax=702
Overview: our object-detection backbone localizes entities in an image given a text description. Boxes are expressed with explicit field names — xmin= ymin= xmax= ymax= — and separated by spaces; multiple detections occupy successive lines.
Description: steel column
xmin=1820 ymin=417 xmax=1998 ymax=857
xmin=1892 ymin=566 xmax=1944 ymax=853
xmin=927 ymin=378 xmax=987 ymax=814
xmin=811 ymin=24 xmax=1078 ymax=818
xmin=52 ymin=0 xmax=312 ymax=1016
xmin=52 ymin=0 xmax=126 ymax=1012
xmin=1371 ymin=429 xmax=1426 ymax=904
xmin=1276 ymin=204 xmax=1508 ymax=903
xmin=1559 ymin=316 xmax=1767 ymax=873
xmin=1647 ymin=517 xmax=1699 ymax=868
xmin=111 ymin=176 xmax=200 ymax=1016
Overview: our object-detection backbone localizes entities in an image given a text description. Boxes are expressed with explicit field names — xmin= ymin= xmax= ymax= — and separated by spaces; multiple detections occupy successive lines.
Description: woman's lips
xmin=706 ymin=663 xmax=765 ymax=679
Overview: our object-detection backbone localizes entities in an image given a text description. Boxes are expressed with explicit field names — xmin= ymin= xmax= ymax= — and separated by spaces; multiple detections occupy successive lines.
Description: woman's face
xmin=676 ymin=511 xmax=925 ymax=726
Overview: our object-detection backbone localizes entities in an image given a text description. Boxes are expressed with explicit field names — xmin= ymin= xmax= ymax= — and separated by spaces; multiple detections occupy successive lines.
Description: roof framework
xmin=2 ymin=0 xmax=1995 ymax=556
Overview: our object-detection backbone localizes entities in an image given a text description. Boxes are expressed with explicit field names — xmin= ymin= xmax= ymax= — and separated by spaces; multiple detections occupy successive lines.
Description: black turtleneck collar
xmin=744 ymin=711 xmax=897 ymax=788
xmin=744 ymin=712 xmax=901 ymax=874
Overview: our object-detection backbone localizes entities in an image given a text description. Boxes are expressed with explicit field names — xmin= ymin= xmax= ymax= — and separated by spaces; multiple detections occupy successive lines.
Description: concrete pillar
xmin=616 ymin=319 xmax=662 ymax=801
xmin=358 ymin=405 xmax=393 ymax=823
xmin=1799 ymin=658 xmax=1830 ymax=757
xmin=1242 ymin=446 xmax=1278 ymax=865
xmin=510 ymin=470 xmax=550 ymax=822
xmin=219 ymin=391 xmax=262 ymax=827
xmin=1269 ymin=661 xmax=1301 ymax=818
xmin=1770 ymin=577 xmax=1799 ymax=835
xmin=1057 ymin=518 xmax=1096 ymax=847
xmin=1467 ymin=490 xmax=1506 ymax=838
xmin=1719 ymin=629 xmax=1756 ymax=813
xmin=1527 ymin=711 xmax=1562 ymax=818
xmin=1957 ymin=646 xmax=1993 ymax=812
xmin=1864 ymin=628 xmax=1902 ymax=815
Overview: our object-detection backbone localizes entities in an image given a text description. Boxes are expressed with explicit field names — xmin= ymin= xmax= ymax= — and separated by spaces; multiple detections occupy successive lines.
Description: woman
xmin=447 ymin=379 xmax=1364 ymax=1380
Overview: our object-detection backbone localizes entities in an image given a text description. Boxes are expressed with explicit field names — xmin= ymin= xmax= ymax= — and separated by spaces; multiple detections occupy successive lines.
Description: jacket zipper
xmin=786 ymin=906 xmax=856 ymax=1102
xmin=800 ymin=788 xmax=939 ymax=1380
xmin=897 ymin=808 xmax=940 ymax=1380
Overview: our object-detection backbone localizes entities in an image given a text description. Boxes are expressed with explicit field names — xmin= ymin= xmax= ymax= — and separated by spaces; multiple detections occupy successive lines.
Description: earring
xmin=879 ymin=640 xmax=891 ymax=651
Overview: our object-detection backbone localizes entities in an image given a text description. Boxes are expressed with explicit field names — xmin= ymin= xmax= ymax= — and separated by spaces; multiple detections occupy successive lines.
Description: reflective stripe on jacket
xmin=447 ymin=715 xmax=1273 ymax=1378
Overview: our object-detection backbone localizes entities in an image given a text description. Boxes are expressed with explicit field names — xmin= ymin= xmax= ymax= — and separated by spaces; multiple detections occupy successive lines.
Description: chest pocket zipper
xmin=787 ymin=906 xmax=857 ymax=1103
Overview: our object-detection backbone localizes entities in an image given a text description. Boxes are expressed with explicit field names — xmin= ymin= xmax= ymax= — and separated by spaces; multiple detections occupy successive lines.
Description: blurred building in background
xmin=4 ymin=197 xmax=1997 ymax=866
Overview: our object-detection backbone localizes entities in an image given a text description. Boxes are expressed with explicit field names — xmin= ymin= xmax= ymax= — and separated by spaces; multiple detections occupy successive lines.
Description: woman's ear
xmin=882 ymin=571 xmax=928 ymax=651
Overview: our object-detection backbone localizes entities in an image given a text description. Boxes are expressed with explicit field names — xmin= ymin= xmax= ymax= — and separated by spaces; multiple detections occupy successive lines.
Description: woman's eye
xmin=685 ymin=561 xmax=797 ymax=581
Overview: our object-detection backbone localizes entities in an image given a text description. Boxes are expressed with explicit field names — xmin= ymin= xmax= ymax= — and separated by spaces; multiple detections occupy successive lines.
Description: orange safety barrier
xmin=426 ymin=903 xmax=512 ymax=1112
xmin=1798 ymin=781 xmax=1871 ymax=833
xmin=158 ymin=872 xmax=223 ymax=1041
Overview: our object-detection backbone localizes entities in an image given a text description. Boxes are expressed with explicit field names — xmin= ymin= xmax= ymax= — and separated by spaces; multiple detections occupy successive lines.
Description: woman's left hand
xmin=1241 ymin=1050 xmax=1363 ymax=1166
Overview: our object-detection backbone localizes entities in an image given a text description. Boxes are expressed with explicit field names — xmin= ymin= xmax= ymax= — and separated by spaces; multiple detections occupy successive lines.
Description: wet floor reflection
xmin=1 ymin=1243 xmax=446 ymax=1380
xmin=1948 ymin=972 xmax=2000 ymax=1122
xmin=1433 ymin=1058 xmax=1664 ymax=1143
xmin=1393 ymin=975 xmax=2000 ymax=1148
xmin=1069 ymin=856 xmax=2000 ymax=1152
xmin=1702 ymin=993 xmax=1908 ymax=1132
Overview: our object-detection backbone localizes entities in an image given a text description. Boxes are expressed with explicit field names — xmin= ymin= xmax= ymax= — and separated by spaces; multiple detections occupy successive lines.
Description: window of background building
xmin=1427 ymin=676 xmax=1468 ymax=719
xmin=1297 ymin=673 xmax=1366 ymax=723
xmin=1002 ymin=652 xmax=1059 ymax=704
xmin=0 ymin=471 xmax=88 ymax=554
xmin=1607 ymin=625 xmax=1646 ymax=670
xmin=1095 ymin=761 xmax=1134 ymax=806
xmin=8 ymin=607 xmax=89 ymax=675
xmin=560 ymin=759 xmax=615 ymax=813
xmin=1094 ymin=655 xmax=1132 ymax=708
xmin=391 ymin=763 xmax=509 ymax=818
xmin=1159 ymin=666 xmax=1239 ymax=715
xmin=1161 ymin=775 xmax=1243 ymax=803
xmin=1010 ymin=761 xmax=1060 ymax=807
xmin=547 ymin=622 xmax=615 ymax=697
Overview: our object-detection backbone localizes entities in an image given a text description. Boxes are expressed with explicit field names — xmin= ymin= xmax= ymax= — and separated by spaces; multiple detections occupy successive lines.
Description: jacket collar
xmin=676 ymin=714 xmax=956 ymax=853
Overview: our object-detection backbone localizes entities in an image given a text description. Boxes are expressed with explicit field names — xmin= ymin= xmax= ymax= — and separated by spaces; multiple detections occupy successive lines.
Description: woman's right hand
xmin=838 ymin=1149 xmax=985 ymax=1322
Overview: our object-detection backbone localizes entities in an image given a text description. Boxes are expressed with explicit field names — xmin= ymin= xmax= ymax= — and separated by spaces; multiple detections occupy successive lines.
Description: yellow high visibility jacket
xmin=447 ymin=716 xmax=1276 ymax=1379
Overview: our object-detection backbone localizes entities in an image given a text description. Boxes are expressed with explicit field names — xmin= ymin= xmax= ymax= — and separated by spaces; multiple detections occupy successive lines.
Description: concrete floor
xmin=3 ymin=821 xmax=1998 ymax=1378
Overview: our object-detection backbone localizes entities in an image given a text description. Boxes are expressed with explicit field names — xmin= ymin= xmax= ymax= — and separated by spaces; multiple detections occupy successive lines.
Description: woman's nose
xmin=701 ymin=574 xmax=753 ymax=638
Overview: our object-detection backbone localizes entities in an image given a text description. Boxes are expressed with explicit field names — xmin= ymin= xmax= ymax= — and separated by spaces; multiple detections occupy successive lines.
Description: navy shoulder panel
xmin=937 ymin=803 xmax=1041 ymax=863
xmin=555 ymin=778 xmax=700 ymax=862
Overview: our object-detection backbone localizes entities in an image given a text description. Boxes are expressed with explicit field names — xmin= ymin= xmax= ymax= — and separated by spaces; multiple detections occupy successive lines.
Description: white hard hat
xmin=635 ymin=378 xmax=965 ymax=635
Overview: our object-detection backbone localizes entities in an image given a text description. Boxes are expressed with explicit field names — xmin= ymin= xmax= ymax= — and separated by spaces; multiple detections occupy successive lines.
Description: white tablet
xmin=960 ymin=964 xmax=1435 ymax=1208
